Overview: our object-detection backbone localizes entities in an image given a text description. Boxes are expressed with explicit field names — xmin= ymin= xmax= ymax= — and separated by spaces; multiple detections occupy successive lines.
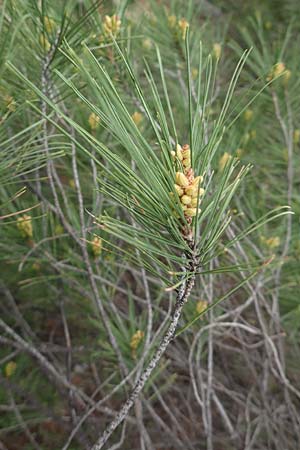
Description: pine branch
xmin=91 ymin=242 xmax=199 ymax=450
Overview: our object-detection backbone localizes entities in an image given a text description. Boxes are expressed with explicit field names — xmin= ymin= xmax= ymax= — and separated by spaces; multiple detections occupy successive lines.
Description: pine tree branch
xmin=91 ymin=246 xmax=198 ymax=450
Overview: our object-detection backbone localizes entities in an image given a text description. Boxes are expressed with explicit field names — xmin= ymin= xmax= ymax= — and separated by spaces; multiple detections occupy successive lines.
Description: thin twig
xmin=91 ymin=247 xmax=197 ymax=449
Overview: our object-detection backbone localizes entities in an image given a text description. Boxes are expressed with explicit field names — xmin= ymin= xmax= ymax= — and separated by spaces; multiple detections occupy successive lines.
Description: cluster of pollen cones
xmin=171 ymin=144 xmax=205 ymax=223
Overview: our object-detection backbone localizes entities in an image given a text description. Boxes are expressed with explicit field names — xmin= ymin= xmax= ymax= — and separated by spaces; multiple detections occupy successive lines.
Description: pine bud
xmin=178 ymin=18 xmax=189 ymax=40
xmin=103 ymin=14 xmax=121 ymax=36
xmin=236 ymin=148 xmax=243 ymax=158
xmin=130 ymin=330 xmax=144 ymax=358
xmin=5 ymin=361 xmax=17 ymax=378
xmin=44 ymin=16 xmax=56 ymax=33
xmin=267 ymin=62 xmax=285 ymax=81
xmin=293 ymin=129 xmax=300 ymax=144
xmin=265 ymin=21 xmax=272 ymax=30
xmin=213 ymin=43 xmax=222 ymax=60
xmin=105 ymin=15 xmax=111 ymax=27
xmin=88 ymin=112 xmax=100 ymax=130
xmin=196 ymin=300 xmax=208 ymax=315
xmin=168 ymin=15 xmax=177 ymax=28
xmin=17 ymin=215 xmax=33 ymax=239
xmin=3 ymin=94 xmax=16 ymax=112
xmin=264 ymin=236 xmax=280 ymax=249
xmin=283 ymin=69 xmax=291 ymax=86
xmin=32 ymin=262 xmax=41 ymax=271
xmin=39 ymin=34 xmax=50 ymax=51
xmin=69 ymin=179 xmax=75 ymax=189
xmin=92 ymin=236 xmax=102 ymax=257
xmin=192 ymin=68 xmax=198 ymax=80
xmin=132 ymin=111 xmax=143 ymax=126
xmin=142 ymin=38 xmax=152 ymax=50
xmin=219 ymin=152 xmax=231 ymax=172
xmin=273 ymin=62 xmax=286 ymax=77
xmin=54 ymin=224 xmax=64 ymax=235
xmin=244 ymin=109 xmax=253 ymax=121
xmin=243 ymin=132 xmax=250 ymax=144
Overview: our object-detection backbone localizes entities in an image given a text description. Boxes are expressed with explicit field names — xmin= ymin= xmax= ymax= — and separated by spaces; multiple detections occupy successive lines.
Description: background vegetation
xmin=0 ymin=0 xmax=299 ymax=449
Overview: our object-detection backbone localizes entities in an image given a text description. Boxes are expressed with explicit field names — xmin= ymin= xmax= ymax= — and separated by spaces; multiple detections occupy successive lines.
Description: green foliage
xmin=0 ymin=1 xmax=299 ymax=449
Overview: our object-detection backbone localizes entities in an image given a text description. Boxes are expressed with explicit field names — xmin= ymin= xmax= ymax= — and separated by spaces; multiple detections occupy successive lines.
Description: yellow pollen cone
xmin=5 ymin=361 xmax=17 ymax=378
xmin=182 ymin=145 xmax=190 ymax=158
xmin=44 ymin=16 xmax=56 ymax=33
xmin=283 ymin=69 xmax=291 ymax=86
xmin=244 ymin=109 xmax=253 ymax=121
xmin=168 ymin=15 xmax=177 ymax=28
xmin=181 ymin=195 xmax=192 ymax=205
xmin=88 ymin=112 xmax=100 ymax=130
xmin=178 ymin=18 xmax=189 ymax=40
xmin=196 ymin=300 xmax=208 ymax=314
xmin=92 ymin=236 xmax=102 ymax=257
xmin=193 ymin=176 xmax=203 ymax=185
xmin=176 ymin=144 xmax=183 ymax=161
xmin=132 ymin=111 xmax=143 ymax=126
xmin=185 ymin=186 xmax=197 ymax=197
xmin=183 ymin=158 xmax=191 ymax=168
xmin=39 ymin=34 xmax=50 ymax=51
xmin=185 ymin=208 xmax=198 ymax=217
xmin=174 ymin=184 xmax=184 ymax=196
xmin=176 ymin=172 xmax=189 ymax=187
xmin=293 ymin=129 xmax=300 ymax=144
xmin=219 ymin=152 xmax=231 ymax=172
xmin=273 ymin=62 xmax=285 ymax=77
xmin=17 ymin=214 xmax=33 ymax=239
xmin=213 ymin=43 xmax=221 ymax=60
xmin=191 ymin=197 xmax=199 ymax=207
